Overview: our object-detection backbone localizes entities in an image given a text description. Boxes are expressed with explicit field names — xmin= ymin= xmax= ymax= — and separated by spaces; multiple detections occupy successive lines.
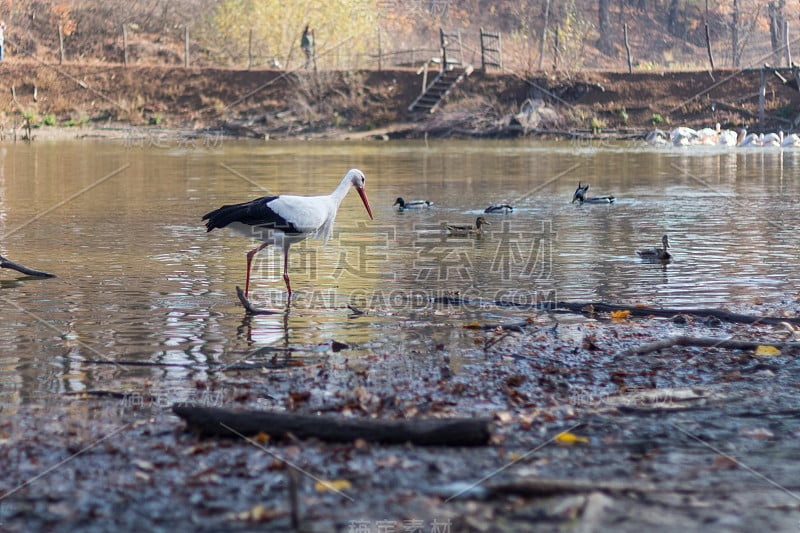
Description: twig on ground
xmin=488 ymin=477 xmax=657 ymax=496
xmin=434 ymin=296 xmax=800 ymax=326
xmin=618 ymin=335 xmax=800 ymax=358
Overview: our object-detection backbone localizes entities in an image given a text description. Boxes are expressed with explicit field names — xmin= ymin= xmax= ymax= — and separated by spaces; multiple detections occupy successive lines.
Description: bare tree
xmin=597 ymin=0 xmax=615 ymax=55
xmin=768 ymin=0 xmax=786 ymax=65
xmin=731 ymin=0 xmax=740 ymax=67
xmin=667 ymin=0 xmax=680 ymax=36
xmin=538 ymin=0 xmax=551 ymax=70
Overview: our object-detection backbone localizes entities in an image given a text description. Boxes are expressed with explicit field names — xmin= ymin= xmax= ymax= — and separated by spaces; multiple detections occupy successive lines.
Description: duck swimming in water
xmin=484 ymin=203 xmax=514 ymax=214
xmin=782 ymin=132 xmax=800 ymax=147
xmin=572 ymin=182 xmax=615 ymax=204
xmin=393 ymin=197 xmax=433 ymax=210
xmin=737 ymin=128 xmax=761 ymax=147
xmin=446 ymin=216 xmax=490 ymax=235
xmin=637 ymin=234 xmax=671 ymax=261
xmin=645 ymin=129 xmax=669 ymax=146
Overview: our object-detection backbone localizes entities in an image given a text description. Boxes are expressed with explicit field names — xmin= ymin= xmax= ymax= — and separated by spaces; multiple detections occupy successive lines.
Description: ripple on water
xmin=2 ymin=140 xmax=800 ymax=406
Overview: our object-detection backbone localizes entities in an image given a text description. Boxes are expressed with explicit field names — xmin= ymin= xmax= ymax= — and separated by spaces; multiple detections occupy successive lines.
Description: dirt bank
xmin=1 ymin=60 xmax=798 ymax=140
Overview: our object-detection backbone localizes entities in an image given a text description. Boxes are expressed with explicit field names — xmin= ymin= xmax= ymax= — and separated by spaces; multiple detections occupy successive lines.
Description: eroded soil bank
xmin=0 ymin=61 xmax=797 ymax=140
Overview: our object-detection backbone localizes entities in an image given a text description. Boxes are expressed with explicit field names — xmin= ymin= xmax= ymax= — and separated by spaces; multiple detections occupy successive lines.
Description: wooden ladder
xmin=408 ymin=28 xmax=473 ymax=114
xmin=408 ymin=65 xmax=473 ymax=113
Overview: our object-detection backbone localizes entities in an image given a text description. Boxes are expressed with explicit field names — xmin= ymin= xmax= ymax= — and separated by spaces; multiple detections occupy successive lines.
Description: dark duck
xmin=572 ymin=182 xmax=615 ymax=204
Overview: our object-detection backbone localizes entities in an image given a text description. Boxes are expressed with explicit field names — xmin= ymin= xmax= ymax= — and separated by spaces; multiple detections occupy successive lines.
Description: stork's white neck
xmin=329 ymin=172 xmax=355 ymax=205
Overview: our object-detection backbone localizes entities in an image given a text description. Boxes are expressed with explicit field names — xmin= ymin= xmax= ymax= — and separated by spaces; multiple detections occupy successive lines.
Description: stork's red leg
xmin=282 ymin=249 xmax=292 ymax=295
xmin=245 ymin=242 xmax=271 ymax=297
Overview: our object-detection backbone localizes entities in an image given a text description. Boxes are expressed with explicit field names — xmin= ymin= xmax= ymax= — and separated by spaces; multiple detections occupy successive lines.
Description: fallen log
xmin=0 ymin=254 xmax=56 ymax=278
xmin=619 ymin=335 xmax=800 ymax=358
xmin=173 ymin=404 xmax=492 ymax=446
xmin=433 ymin=296 xmax=800 ymax=326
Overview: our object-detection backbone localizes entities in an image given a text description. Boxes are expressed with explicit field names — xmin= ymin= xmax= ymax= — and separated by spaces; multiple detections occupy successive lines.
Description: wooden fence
xmin=16 ymin=22 xmax=800 ymax=75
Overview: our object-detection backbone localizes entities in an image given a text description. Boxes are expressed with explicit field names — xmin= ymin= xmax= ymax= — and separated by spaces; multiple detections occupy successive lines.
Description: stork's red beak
xmin=356 ymin=186 xmax=374 ymax=220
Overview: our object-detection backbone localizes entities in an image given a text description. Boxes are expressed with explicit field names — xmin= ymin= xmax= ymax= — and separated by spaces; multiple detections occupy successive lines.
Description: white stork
xmin=203 ymin=168 xmax=374 ymax=297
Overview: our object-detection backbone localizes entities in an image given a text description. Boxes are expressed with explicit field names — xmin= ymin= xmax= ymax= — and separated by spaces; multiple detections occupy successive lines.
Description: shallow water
xmin=1 ymin=138 xmax=799 ymax=406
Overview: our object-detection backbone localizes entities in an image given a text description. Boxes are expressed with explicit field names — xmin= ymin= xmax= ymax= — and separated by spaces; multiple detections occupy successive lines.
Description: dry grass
xmin=288 ymin=70 xmax=366 ymax=124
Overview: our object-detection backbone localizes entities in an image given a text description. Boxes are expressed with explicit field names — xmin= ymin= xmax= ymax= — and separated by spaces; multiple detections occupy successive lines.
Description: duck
xmin=761 ymin=131 xmax=783 ymax=147
xmin=636 ymin=234 xmax=671 ymax=261
xmin=645 ymin=129 xmax=669 ymax=146
xmin=572 ymin=182 xmax=615 ymax=204
xmin=484 ymin=203 xmax=514 ymax=214
xmin=694 ymin=125 xmax=720 ymax=145
xmin=670 ymin=127 xmax=698 ymax=146
xmin=716 ymin=127 xmax=739 ymax=146
xmin=393 ymin=197 xmax=433 ymax=210
xmin=572 ymin=182 xmax=590 ymax=202
xmin=737 ymin=128 xmax=761 ymax=147
xmin=446 ymin=216 xmax=490 ymax=235
xmin=782 ymin=132 xmax=800 ymax=147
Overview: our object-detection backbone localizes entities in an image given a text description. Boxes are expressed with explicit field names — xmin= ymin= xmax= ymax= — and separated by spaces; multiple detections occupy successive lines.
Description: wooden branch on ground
xmin=83 ymin=359 xmax=211 ymax=368
xmin=0 ymin=254 xmax=56 ymax=278
xmin=83 ymin=358 xmax=298 ymax=371
xmin=425 ymin=125 xmax=645 ymax=141
xmin=619 ymin=336 xmax=800 ymax=358
xmin=710 ymin=100 xmax=793 ymax=125
xmin=173 ymin=405 xmax=492 ymax=446
xmin=236 ymin=286 xmax=279 ymax=315
xmin=488 ymin=477 xmax=656 ymax=496
xmin=465 ymin=321 xmax=529 ymax=332
xmin=433 ymin=296 xmax=800 ymax=326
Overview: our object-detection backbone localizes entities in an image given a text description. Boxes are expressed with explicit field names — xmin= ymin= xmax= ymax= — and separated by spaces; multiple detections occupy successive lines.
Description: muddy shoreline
xmin=2 ymin=301 xmax=800 ymax=532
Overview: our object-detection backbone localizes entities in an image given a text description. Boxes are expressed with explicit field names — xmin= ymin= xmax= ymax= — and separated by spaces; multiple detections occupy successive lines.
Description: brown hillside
xmin=0 ymin=59 xmax=797 ymax=138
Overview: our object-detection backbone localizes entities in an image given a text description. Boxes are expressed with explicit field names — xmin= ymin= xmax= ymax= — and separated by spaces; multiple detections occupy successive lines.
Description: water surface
xmin=1 ymin=139 xmax=798 ymax=406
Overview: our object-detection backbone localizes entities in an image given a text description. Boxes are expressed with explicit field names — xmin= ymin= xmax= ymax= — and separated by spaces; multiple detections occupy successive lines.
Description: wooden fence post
xmin=704 ymin=23 xmax=715 ymax=71
xmin=58 ymin=24 xmax=64 ymax=65
xmin=377 ymin=28 xmax=382 ymax=71
xmin=480 ymin=27 xmax=486 ymax=71
xmin=122 ymin=24 xmax=128 ymax=66
xmin=248 ymin=29 xmax=253 ymax=69
xmin=784 ymin=20 xmax=792 ymax=67
xmin=759 ymin=67 xmax=766 ymax=131
xmin=439 ymin=28 xmax=447 ymax=72
xmin=312 ymin=28 xmax=317 ymax=73
xmin=184 ymin=25 xmax=189 ymax=67
xmin=623 ymin=24 xmax=632 ymax=73
xmin=553 ymin=28 xmax=560 ymax=70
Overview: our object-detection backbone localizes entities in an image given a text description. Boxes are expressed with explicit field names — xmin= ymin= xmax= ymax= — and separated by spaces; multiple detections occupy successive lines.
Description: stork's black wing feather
xmin=202 ymin=196 xmax=299 ymax=233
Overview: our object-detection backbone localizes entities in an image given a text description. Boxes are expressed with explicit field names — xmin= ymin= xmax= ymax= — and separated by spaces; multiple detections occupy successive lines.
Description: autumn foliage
xmin=0 ymin=1 xmax=795 ymax=72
